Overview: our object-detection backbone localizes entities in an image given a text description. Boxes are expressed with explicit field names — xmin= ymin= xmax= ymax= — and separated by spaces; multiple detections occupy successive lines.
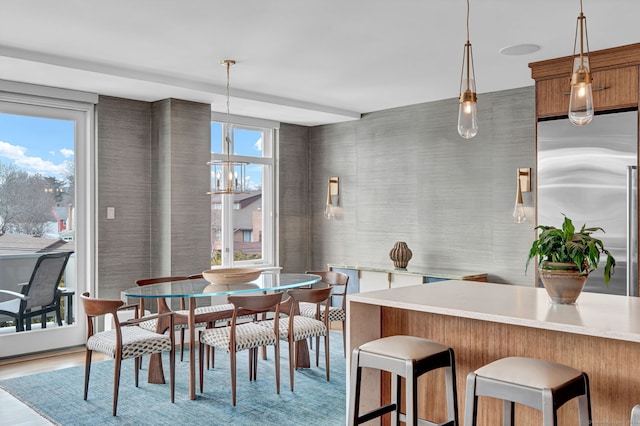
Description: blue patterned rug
xmin=0 ymin=331 xmax=346 ymax=425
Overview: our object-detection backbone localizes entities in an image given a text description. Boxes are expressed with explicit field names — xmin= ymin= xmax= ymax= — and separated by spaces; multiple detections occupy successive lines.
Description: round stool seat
xmin=359 ymin=335 xmax=449 ymax=360
xmin=475 ymin=356 xmax=583 ymax=390
xmin=348 ymin=335 xmax=458 ymax=425
xmin=465 ymin=356 xmax=591 ymax=425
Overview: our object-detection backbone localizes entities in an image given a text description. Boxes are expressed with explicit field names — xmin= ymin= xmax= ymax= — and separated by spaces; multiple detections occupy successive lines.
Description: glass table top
xmin=123 ymin=273 xmax=321 ymax=299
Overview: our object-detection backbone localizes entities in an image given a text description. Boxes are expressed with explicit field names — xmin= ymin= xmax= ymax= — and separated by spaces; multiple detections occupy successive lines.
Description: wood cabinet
xmin=535 ymin=66 xmax=638 ymax=118
xmin=530 ymin=43 xmax=640 ymax=119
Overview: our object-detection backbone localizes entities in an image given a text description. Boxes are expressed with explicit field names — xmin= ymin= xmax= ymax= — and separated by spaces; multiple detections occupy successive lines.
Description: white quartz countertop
xmin=348 ymin=280 xmax=640 ymax=343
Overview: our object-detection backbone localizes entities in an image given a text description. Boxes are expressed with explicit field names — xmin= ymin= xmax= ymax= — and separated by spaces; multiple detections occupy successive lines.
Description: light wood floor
xmin=0 ymin=348 xmax=109 ymax=426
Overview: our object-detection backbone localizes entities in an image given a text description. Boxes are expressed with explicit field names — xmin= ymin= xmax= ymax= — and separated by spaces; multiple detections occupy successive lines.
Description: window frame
xmin=210 ymin=113 xmax=278 ymax=268
xmin=0 ymin=80 xmax=96 ymax=356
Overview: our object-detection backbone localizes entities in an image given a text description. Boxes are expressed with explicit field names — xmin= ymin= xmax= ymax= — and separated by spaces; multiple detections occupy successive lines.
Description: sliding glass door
xmin=0 ymin=94 xmax=94 ymax=358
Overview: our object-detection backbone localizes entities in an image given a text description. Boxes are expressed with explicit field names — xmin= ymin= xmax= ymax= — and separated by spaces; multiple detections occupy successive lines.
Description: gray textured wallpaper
xmin=97 ymin=86 xmax=538 ymax=303
xmin=303 ymin=87 xmax=537 ymax=285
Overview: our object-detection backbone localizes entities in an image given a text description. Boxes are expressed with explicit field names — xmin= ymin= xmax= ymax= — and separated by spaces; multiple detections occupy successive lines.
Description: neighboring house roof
xmin=210 ymin=191 xmax=262 ymax=205
xmin=0 ymin=234 xmax=74 ymax=255
xmin=52 ymin=206 xmax=69 ymax=221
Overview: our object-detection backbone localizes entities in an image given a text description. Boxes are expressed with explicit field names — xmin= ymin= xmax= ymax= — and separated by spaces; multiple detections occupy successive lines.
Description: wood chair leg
xmin=83 ymin=349 xmax=93 ymax=400
xmin=112 ymin=357 xmax=122 ymax=416
xmin=253 ymin=348 xmax=258 ymax=381
xmin=180 ymin=328 xmax=185 ymax=362
xmin=134 ymin=357 xmax=139 ymax=387
xmin=289 ymin=338 xmax=295 ymax=391
xmin=316 ymin=335 xmax=320 ymax=367
xmin=275 ymin=341 xmax=280 ymax=395
xmin=169 ymin=340 xmax=175 ymax=403
xmin=324 ymin=333 xmax=330 ymax=381
xmin=198 ymin=339 xmax=205 ymax=393
xmin=231 ymin=350 xmax=237 ymax=406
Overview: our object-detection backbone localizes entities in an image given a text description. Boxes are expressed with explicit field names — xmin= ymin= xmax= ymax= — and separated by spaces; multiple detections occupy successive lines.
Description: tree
xmin=0 ymin=163 xmax=57 ymax=236
xmin=63 ymin=162 xmax=75 ymax=206
xmin=44 ymin=176 xmax=66 ymax=205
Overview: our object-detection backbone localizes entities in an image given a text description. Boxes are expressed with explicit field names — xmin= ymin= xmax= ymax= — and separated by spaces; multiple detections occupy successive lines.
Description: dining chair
xmin=135 ymin=276 xmax=190 ymax=361
xmin=275 ymin=286 xmax=333 ymax=391
xmin=0 ymin=251 xmax=73 ymax=332
xmin=302 ymin=270 xmax=349 ymax=357
xmin=198 ymin=292 xmax=283 ymax=406
xmin=187 ymin=272 xmax=237 ymax=369
xmin=80 ymin=292 xmax=175 ymax=416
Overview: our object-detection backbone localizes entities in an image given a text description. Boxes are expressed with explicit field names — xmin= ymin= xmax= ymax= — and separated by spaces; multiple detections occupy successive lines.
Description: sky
xmin=0 ymin=114 xmax=264 ymax=189
xmin=211 ymin=122 xmax=264 ymax=190
xmin=0 ymin=113 xmax=74 ymax=180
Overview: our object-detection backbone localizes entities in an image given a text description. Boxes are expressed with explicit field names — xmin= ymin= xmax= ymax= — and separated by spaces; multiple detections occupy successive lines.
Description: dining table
xmin=123 ymin=272 xmax=322 ymax=400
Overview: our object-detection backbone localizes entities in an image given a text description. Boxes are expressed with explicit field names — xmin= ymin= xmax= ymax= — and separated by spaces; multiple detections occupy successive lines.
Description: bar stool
xmin=464 ymin=357 xmax=591 ymax=426
xmin=348 ymin=335 xmax=458 ymax=426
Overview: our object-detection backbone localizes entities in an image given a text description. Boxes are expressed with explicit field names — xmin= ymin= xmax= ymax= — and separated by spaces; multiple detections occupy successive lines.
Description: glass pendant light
xmin=568 ymin=0 xmax=594 ymax=126
xmin=458 ymin=0 xmax=478 ymax=139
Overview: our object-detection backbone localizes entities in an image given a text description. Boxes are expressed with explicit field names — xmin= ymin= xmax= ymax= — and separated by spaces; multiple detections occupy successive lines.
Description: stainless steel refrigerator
xmin=537 ymin=109 xmax=638 ymax=296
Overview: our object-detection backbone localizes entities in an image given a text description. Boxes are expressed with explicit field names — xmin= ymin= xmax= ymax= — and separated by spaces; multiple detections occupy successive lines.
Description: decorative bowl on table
xmin=202 ymin=268 xmax=261 ymax=285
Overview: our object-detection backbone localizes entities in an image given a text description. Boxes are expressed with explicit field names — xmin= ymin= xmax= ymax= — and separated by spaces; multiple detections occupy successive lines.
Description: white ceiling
xmin=0 ymin=1 xmax=638 ymax=126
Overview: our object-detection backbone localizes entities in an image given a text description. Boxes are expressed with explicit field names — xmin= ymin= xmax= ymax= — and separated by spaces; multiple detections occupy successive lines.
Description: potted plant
xmin=526 ymin=214 xmax=616 ymax=304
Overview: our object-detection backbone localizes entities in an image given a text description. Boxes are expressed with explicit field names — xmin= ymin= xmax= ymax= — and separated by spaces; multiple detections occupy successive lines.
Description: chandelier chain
xmin=225 ymin=61 xmax=231 ymax=140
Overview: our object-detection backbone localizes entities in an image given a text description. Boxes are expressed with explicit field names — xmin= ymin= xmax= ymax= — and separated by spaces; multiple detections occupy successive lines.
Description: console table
xmin=328 ymin=263 xmax=487 ymax=294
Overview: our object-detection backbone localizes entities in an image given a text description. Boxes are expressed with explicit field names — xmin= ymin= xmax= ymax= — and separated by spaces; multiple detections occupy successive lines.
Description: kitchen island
xmin=347 ymin=280 xmax=640 ymax=425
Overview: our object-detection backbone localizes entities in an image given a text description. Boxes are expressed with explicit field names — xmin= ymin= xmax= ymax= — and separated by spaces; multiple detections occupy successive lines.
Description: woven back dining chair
xmin=280 ymin=286 xmax=333 ymax=391
xmin=198 ymin=291 xmax=284 ymax=406
xmin=135 ymin=276 xmax=190 ymax=360
xmin=80 ymin=292 xmax=175 ymax=416
xmin=302 ymin=270 xmax=349 ymax=357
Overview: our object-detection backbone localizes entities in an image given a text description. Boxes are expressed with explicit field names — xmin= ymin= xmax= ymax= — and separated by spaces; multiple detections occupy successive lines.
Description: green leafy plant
xmin=526 ymin=214 xmax=616 ymax=284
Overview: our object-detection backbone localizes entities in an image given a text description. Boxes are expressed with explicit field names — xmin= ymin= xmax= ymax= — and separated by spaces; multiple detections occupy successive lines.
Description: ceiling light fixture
xmin=208 ymin=59 xmax=247 ymax=195
xmin=458 ymin=0 xmax=478 ymax=139
xmin=498 ymin=44 xmax=541 ymax=56
xmin=568 ymin=0 xmax=594 ymax=126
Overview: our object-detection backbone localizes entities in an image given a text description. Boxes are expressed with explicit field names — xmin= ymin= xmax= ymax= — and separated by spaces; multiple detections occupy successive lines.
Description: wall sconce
xmin=324 ymin=177 xmax=339 ymax=220
xmin=513 ymin=168 xmax=531 ymax=223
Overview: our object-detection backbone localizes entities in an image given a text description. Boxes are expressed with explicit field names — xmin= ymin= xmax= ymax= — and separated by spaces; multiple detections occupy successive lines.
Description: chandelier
xmin=208 ymin=59 xmax=248 ymax=195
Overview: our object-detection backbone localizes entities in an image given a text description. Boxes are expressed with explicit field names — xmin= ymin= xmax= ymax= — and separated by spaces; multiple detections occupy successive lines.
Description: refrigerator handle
xmin=627 ymin=165 xmax=638 ymax=297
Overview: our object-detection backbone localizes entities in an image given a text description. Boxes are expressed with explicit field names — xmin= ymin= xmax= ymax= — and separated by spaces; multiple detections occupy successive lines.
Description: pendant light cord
xmin=466 ymin=0 xmax=470 ymax=43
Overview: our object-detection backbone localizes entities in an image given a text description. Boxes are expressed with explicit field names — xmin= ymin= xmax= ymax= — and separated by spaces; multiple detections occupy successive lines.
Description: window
xmin=210 ymin=116 xmax=277 ymax=267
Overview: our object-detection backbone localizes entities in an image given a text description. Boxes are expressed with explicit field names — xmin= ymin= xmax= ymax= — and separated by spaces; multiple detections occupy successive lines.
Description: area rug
xmin=0 ymin=332 xmax=346 ymax=425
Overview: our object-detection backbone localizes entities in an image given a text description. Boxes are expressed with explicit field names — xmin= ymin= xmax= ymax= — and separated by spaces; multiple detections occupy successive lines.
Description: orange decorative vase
xmin=389 ymin=241 xmax=412 ymax=269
